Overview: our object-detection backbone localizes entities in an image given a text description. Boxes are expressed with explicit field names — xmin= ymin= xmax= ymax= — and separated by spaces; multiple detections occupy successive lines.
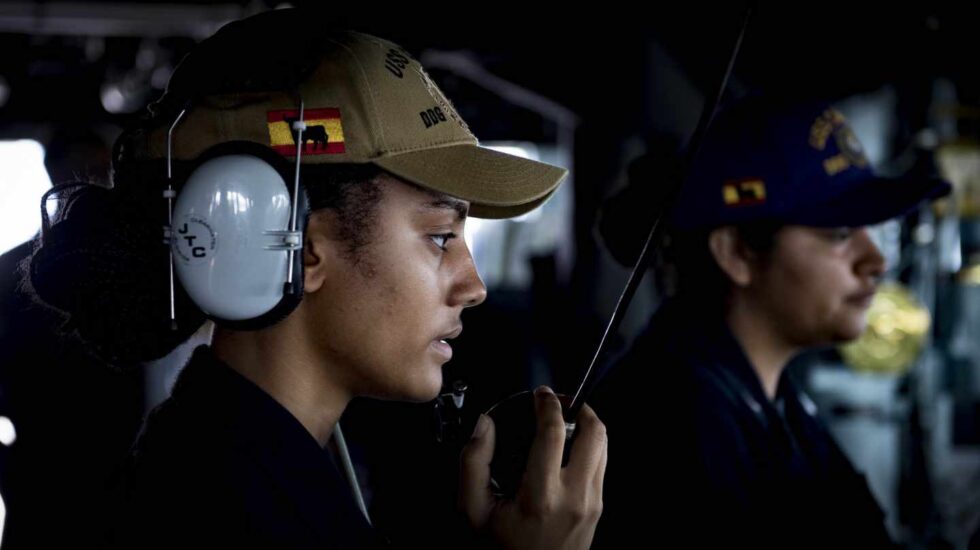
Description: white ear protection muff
xmin=163 ymin=102 xmax=311 ymax=331
xmin=172 ymin=149 xmax=308 ymax=326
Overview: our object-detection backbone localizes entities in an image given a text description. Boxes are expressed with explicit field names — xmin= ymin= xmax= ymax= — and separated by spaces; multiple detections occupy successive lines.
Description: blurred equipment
xmin=841 ymin=282 xmax=931 ymax=375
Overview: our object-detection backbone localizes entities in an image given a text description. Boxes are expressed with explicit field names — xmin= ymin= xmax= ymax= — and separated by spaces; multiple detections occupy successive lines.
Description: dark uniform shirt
xmin=105 ymin=344 xmax=390 ymax=549
xmin=591 ymin=297 xmax=894 ymax=549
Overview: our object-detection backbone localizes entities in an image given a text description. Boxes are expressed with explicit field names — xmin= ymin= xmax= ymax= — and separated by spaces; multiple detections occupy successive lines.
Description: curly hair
xmin=19 ymin=160 xmax=385 ymax=368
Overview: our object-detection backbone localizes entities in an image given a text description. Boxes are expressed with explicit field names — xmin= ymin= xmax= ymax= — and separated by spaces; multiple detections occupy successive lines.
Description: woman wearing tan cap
xmin=24 ymin=8 xmax=605 ymax=549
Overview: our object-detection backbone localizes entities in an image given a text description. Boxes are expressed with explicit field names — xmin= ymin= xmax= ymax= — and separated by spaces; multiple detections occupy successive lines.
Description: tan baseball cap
xmin=117 ymin=9 xmax=567 ymax=219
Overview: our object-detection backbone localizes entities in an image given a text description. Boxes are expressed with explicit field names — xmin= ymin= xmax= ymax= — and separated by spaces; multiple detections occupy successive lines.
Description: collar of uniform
xmin=661 ymin=297 xmax=782 ymax=414
xmin=680 ymin=304 xmax=811 ymax=426
xmin=170 ymin=344 xmax=381 ymax=545
xmin=658 ymin=298 xmax=769 ymax=403
xmin=171 ymin=344 xmax=326 ymax=451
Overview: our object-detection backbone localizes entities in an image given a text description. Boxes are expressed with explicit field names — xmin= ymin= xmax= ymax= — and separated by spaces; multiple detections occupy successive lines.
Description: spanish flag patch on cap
xmin=267 ymin=108 xmax=345 ymax=156
xmin=722 ymin=179 xmax=766 ymax=207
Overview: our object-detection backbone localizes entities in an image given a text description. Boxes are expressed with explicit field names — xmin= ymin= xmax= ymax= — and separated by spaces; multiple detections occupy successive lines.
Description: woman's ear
xmin=302 ymin=210 xmax=339 ymax=294
xmin=708 ymin=226 xmax=753 ymax=288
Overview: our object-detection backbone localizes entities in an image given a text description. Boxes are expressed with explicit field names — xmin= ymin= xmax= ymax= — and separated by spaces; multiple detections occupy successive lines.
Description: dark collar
xmin=170 ymin=345 xmax=382 ymax=546
xmin=655 ymin=298 xmax=805 ymax=423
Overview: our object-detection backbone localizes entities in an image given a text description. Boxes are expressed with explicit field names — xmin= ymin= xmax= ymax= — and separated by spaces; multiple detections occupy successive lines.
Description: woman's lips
xmin=847 ymin=288 xmax=877 ymax=308
xmin=430 ymin=339 xmax=452 ymax=360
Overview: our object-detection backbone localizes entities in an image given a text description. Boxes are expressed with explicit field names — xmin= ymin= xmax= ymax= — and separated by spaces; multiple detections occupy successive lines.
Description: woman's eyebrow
xmin=419 ymin=196 xmax=468 ymax=222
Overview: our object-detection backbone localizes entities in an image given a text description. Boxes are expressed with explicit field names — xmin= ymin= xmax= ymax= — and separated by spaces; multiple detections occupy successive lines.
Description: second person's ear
xmin=708 ymin=226 xmax=754 ymax=288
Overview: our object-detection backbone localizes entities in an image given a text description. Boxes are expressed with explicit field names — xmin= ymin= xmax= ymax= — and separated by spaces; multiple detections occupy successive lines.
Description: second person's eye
xmin=823 ymin=227 xmax=853 ymax=242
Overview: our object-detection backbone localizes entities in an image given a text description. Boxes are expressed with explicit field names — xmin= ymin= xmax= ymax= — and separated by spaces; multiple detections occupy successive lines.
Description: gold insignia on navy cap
xmin=809 ymin=108 xmax=870 ymax=177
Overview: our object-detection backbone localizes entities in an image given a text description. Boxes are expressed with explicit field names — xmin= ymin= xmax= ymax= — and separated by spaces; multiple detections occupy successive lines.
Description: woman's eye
xmin=429 ymin=232 xmax=457 ymax=251
xmin=826 ymin=228 xmax=853 ymax=241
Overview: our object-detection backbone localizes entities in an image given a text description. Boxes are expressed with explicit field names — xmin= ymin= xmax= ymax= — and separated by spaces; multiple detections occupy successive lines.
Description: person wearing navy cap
xmin=590 ymin=96 xmax=950 ymax=548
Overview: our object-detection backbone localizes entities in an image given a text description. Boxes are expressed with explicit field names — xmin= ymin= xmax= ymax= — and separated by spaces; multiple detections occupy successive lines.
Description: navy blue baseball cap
xmin=669 ymin=96 xmax=951 ymax=232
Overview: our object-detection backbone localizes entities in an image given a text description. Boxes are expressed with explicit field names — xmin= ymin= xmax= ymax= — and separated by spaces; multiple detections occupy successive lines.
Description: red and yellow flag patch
xmin=722 ymin=179 xmax=766 ymax=207
xmin=267 ymin=108 xmax=345 ymax=156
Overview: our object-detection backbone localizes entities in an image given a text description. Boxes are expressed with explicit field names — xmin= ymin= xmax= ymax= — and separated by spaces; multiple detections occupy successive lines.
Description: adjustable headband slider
xmin=262 ymin=229 xmax=302 ymax=251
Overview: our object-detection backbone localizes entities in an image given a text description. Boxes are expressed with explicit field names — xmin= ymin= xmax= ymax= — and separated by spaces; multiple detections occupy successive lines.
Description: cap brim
xmin=790 ymin=176 xmax=951 ymax=227
xmin=374 ymin=144 xmax=568 ymax=219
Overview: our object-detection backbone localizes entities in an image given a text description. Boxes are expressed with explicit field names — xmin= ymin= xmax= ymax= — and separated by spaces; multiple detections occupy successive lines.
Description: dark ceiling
xmin=0 ymin=2 xmax=976 ymax=144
